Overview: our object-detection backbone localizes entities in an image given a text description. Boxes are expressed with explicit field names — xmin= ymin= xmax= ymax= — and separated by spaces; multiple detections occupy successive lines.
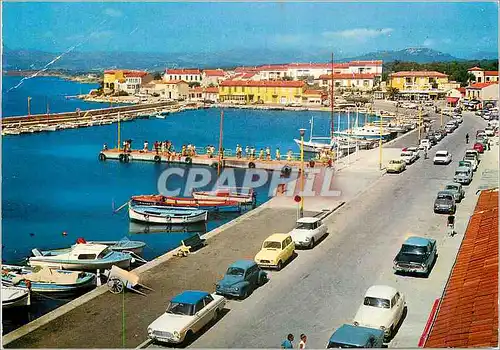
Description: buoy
xmin=62 ymin=231 xmax=68 ymax=236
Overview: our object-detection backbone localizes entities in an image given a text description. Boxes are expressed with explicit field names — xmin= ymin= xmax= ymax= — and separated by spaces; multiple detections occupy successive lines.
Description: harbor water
xmin=2 ymin=76 xmax=371 ymax=334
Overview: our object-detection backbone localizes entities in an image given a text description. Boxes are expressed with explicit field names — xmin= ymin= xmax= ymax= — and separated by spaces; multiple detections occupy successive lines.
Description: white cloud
xmin=423 ymin=38 xmax=435 ymax=47
xmin=323 ymin=28 xmax=393 ymax=39
xmin=104 ymin=8 xmax=123 ymax=18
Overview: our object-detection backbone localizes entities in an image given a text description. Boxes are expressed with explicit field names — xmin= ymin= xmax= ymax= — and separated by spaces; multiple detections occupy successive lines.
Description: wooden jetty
xmin=98 ymin=148 xmax=332 ymax=172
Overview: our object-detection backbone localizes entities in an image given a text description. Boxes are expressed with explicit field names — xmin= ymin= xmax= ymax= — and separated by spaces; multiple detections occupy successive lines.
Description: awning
xmin=446 ymin=97 xmax=459 ymax=103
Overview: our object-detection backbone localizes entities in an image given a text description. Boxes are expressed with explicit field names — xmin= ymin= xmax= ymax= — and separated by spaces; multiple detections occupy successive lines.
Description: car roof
xmin=297 ymin=217 xmax=321 ymax=224
xmin=229 ymin=259 xmax=256 ymax=270
xmin=456 ymin=166 xmax=470 ymax=171
xmin=404 ymin=236 xmax=430 ymax=247
xmin=445 ymin=183 xmax=461 ymax=188
xmin=329 ymin=324 xmax=384 ymax=346
xmin=438 ymin=190 xmax=454 ymax=195
xmin=365 ymin=285 xmax=397 ymax=299
xmin=435 ymin=150 xmax=448 ymax=155
xmin=171 ymin=290 xmax=209 ymax=304
xmin=265 ymin=233 xmax=290 ymax=241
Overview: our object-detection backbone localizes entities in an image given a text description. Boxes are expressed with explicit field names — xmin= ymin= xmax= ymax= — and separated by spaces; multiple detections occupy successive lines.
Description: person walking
xmin=245 ymin=145 xmax=250 ymax=159
xmin=259 ymin=148 xmax=265 ymax=160
xmin=276 ymin=147 xmax=281 ymax=161
xmin=465 ymin=133 xmax=469 ymax=144
xmin=266 ymin=146 xmax=271 ymax=160
xmin=298 ymin=334 xmax=307 ymax=349
xmin=281 ymin=334 xmax=294 ymax=349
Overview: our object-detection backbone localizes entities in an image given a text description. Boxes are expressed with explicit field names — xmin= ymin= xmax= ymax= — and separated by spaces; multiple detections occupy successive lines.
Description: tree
xmin=153 ymin=72 xmax=163 ymax=80
xmin=188 ymin=82 xmax=201 ymax=88
xmin=386 ymin=87 xmax=399 ymax=100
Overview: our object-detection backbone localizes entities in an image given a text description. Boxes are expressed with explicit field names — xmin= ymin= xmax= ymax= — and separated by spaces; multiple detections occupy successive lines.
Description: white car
xmin=463 ymin=155 xmax=478 ymax=171
xmin=433 ymin=150 xmax=452 ymax=165
xmin=485 ymin=127 xmax=496 ymax=136
xmin=148 ymin=291 xmax=226 ymax=344
xmin=353 ymin=285 xmax=406 ymax=340
xmin=419 ymin=139 xmax=431 ymax=150
xmin=452 ymin=115 xmax=463 ymax=124
xmin=289 ymin=217 xmax=328 ymax=248
xmin=400 ymin=151 xmax=417 ymax=165
xmin=406 ymin=147 xmax=420 ymax=159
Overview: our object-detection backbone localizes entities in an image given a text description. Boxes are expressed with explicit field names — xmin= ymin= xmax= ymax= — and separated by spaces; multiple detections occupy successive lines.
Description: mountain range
xmin=3 ymin=47 xmax=498 ymax=72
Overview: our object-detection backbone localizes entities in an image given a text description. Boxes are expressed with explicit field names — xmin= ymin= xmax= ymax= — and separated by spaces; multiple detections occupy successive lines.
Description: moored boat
xmin=131 ymin=195 xmax=242 ymax=211
xmin=128 ymin=221 xmax=208 ymax=234
xmin=29 ymin=243 xmax=132 ymax=271
xmin=2 ymin=285 xmax=31 ymax=309
xmin=2 ymin=265 xmax=96 ymax=293
xmin=192 ymin=187 xmax=256 ymax=204
xmin=129 ymin=205 xmax=208 ymax=224
xmin=83 ymin=238 xmax=146 ymax=255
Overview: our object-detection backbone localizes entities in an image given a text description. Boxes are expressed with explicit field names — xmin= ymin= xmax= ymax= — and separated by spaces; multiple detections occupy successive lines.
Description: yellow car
xmin=254 ymin=233 xmax=295 ymax=270
xmin=386 ymin=159 xmax=406 ymax=173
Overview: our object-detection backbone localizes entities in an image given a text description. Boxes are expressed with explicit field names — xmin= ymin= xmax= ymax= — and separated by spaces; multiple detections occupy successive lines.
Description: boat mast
xmin=217 ymin=109 xmax=224 ymax=176
xmin=330 ymin=52 xmax=335 ymax=141
xmin=309 ymin=117 xmax=314 ymax=142
xmin=347 ymin=108 xmax=351 ymax=164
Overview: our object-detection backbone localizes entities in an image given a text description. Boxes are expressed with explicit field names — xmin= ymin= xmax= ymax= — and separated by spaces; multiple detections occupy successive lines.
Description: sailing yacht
xmin=293 ymin=117 xmax=335 ymax=152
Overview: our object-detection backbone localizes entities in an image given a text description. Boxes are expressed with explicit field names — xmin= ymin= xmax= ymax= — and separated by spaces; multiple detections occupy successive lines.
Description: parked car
xmin=444 ymin=183 xmax=465 ymax=202
xmin=463 ymin=155 xmax=478 ymax=171
xmin=432 ymin=131 xmax=443 ymax=142
xmin=485 ymin=126 xmax=496 ymax=136
xmin=458 ymin=160 xmax=474 ymax=173
xmin=434 ymin=191 xmax=456 ymax=214
xmin=400 ymin=151 xmax=418 ymax=165
xmin=465 ymin=149 xmax=480 ymax=161
xmin=254 ymin=233 xmax=295 ymax=270
xmin=476 ymin=129 xmax=486 ymax=137
xmin=419 ymin=139 xmax=431 ymax=150
xmin=444 ymin=124 xmax=454 ymax=134
xmin=452 ymin=115 xmax=463 ymax=124
xmin=326 ymin=324 xmax=384 ymax=348
xmin=406 ymin=147 xmax=420 ymax=159
xmin=386 ymin=159 xmax=406 ymax=173
xmin=433 ymin=150 xmax=452 ymax=165
xmin=353 ymin=285 xmax=406 ymax=341
xmin=393 ymin=236 xmax=437 ymax=276
xmin=147 ymin=290 xmax=226 ymax=344
xmin=473 ymin=142 xmax=485 ymax=154
xmin=215 ymin=260 xmax=267 ymax=299
xmin=476 ymin=136 xmax=489 ymax=150
xmin=289 ymin=217 xmax=328 ymax=249
xmin=454 ymin=166 xmax=473 ymax=185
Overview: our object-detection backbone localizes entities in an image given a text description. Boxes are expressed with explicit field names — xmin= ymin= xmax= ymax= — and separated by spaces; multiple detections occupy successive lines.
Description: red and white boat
xmin=130 ymin=195 xmax=242 ymax=212
xmin=192 ymin=187 xmax=256 ymax=204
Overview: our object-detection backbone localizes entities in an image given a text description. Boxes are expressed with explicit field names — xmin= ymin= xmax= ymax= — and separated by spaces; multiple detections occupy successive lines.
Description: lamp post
xmin=299 ymin=128 xmax=306 ymax=218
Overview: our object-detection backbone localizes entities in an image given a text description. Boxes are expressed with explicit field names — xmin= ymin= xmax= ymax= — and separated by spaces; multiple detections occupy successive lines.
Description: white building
xmin=164 ymin=69 xmax=202 ymax=83
xmin=468 ymin=67 xmax=499 ymax=83
xmin=188 ymin=87 xmax=219 ymax=102
xmin=316 ymin=73 xmax=377 ymax=91
xmin=201 ymin=69 xmax=226 ymax=87
xmin=465 ymin=82 xmax=499 ymax=101
xmin=141 ymin=80 xmax=189 ymax=100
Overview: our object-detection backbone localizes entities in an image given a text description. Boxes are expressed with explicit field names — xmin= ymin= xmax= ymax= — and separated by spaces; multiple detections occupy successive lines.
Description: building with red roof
xmin=423 ymin=188 xmax=498 ymax=348
xmin=468 ymin=67 xmax=499 ymax=83
xmin=164 ymin=68 xmax=202 ymax=84
xmin=103 ymin=69 xmax=152 ymax=94
xmin=188 ymin=86 xmax=219 ymax=103
xmin=219 ymin=80 xmax=305 ymax=105
xmin=465 ymin=82 xmax=498 ymax=103
xmin=201 ymin=69 xmax=226 ymax=87
xmin=141 ymin=80 xmax=189 ymax=100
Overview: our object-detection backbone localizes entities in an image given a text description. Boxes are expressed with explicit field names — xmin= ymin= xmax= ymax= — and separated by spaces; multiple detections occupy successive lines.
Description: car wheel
xmin=277 ymin=260 xmax=283 ymax=271
xmin=241 ymin=288 xmax=251 ymax=300
xmin=213 ymin=308 xmax=221 ymax=322
xmin=309 ymin=238 xmax=315 ymax=249
xmin=183 ymin=330 xmax=194 ymax=346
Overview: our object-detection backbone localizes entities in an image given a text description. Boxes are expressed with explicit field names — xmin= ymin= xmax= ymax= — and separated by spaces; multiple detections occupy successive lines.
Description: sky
xmin=2 ymin=2 xmax=499 ymax=58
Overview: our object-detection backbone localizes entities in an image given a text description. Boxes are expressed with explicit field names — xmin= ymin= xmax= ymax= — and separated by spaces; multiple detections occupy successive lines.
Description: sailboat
xmin=293 ymin=117 xmax=335 ymax=152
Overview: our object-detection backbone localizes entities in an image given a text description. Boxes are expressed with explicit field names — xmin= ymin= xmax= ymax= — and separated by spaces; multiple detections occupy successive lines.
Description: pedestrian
xmin=266 ymin=146 xmax=271 ymax=160
xmin=299 ymin=334 xmax=307 ymax=349
xmin=259 ymin=148 xmax=265 ymax=160
xmin=465 ymin=133 xmax=469 ymax=144
xmin=143 ymin=140 xmax=149 ymax=152
xmin=276 ymin=147 xmax=281 ymax=161
xmin=154 ymin=141 xmax=159 ymax=154
xmin=236 ymin=144 xmax=242 ymax=159
xmin=250 ymin=147 xmax=256 ymax=160
xmin=287 ymin=149 xmax=293 ymax=161
xmin=245 ymin=145 xmax=250 ymax=159
xmin=103 ymin=143 xmax=108 ymax=151
xmin=281 ymin=334 xmax=294 ymax=349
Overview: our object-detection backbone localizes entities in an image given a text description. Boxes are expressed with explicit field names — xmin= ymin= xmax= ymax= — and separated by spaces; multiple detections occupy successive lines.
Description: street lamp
xmin=299 ymin=128 xmax=306 ymax=218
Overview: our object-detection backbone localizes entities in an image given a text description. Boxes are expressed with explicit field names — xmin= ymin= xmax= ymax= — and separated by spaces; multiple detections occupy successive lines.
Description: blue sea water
xmin=2 ymin=76 xmax=369 ymax=333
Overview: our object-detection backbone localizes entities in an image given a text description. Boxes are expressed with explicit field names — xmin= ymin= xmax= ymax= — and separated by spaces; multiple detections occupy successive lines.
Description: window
xmin=263 ymin=241 xmax=281 ymax=249
xmin=167 ymin=302 xmax=194 ymax=316
xmin=78 ymin=254 xmax=97 ymax=260
xmin=363 ymin=297 xmax=390 ymax=309
xmin=226 ymin=267 xmax=245 ymax=276
xmin=406 ymin=78 xmax=412 ymax=84
xmin=203 ymin=295 xmax=214 ymax=307
xmin=194 ymin=300 xmax=205 ymax=313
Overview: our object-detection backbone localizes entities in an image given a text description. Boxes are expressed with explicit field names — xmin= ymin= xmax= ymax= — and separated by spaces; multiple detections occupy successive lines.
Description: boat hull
xmin=128 ymin=222 xmax=208 ymax=234
xmin=86 ymin=241 xmax=145 ymax=255
xmin=293 ymin=139 xmax=333 ymax=152
xmin=2 ymin=286 xmax=31 ymax=309
xmin=192 ymin=192 xmax=255 ymax=204
xmin=131 ymin=195 xmax=242 ymax=212
xmin=128 ymin=206 xmax=208 ymax=224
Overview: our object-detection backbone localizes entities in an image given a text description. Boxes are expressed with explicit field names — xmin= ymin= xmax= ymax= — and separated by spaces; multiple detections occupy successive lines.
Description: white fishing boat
xmin=293 ymin=117 xmax=335 ymax=152
xmin=29 ymin=243 xmax=132 ymax=271
xmin=74 ymin=237 xmax=146 ymax=255
xmin=192 ymin=187 xmax=256 ymax=204
xmin=155 ymin=114 xmax=166 ymax=119
xmin=2 ymin=285 xmax=31 ymax=309
xmin=2 ymin=265 xmax=96 ymax=293
xmin=128 ymin=205 xmax=208 ymax=224
xmin=334 ymin=125 xmax=392 ymax=140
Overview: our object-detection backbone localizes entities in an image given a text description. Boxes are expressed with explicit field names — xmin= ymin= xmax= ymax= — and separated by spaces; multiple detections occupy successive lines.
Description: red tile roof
xmin=124 ymin=71 xmax=149 ymax=78
xmin=203 ymin=69 xmax=225 ymax=77
xmin=160 ymin=80 xmax=188 ymax=85
xmin=256 ymin=64 xmax=289 ymax=71
xmin=467 ymin=82 xmax=499 ymax=89
xmin=390 ymin=71 xmax=448 ymax=78
xmin=318 ymin=73 xmax=376 ymax=80
xmin=205 ymin=87 xmax=219 ymax=93
xmin=303 ymin=89 xmax=323 ymax=96
xmin=104 ymin=69 xmax=148 ymax=76
xmin=220 ymin=80 xmax=305 ymax=88
xmin=348 ymin=60 xmax=383 ymax=66
xmin=424 ymin=188 xmax=498 ymax=348
xmin=484 ymin=71 xmax=499 ymax=77
xmin=457 ymin=87 xmax=466 ymax=94
xmin=241 ymin=72 xmax=257 ymax=79
xmin=165 ymin=69 xmax=201 ymax=75
xmin=468 ymin=66 xmax=484 ymax=72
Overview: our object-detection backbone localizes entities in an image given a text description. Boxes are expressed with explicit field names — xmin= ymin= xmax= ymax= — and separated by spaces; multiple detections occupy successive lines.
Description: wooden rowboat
xmin=130 ymin=195 xmax=242 ymax=212
xmin=128 ymin=205 xmax=208 ymax=224
xmin=192 ymin=187 xmax=256 ymax=204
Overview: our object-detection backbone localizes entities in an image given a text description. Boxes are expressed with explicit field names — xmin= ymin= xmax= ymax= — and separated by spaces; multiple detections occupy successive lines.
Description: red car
xmin=473 ymin=142 xmax=485 ymax=153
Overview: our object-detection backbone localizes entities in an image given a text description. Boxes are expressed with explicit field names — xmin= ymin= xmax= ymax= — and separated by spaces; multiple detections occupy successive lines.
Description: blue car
xmin=216 ymin=260 xmax=268 ymax=299
xmin=327 ymin=324 xmax=384 ymax=348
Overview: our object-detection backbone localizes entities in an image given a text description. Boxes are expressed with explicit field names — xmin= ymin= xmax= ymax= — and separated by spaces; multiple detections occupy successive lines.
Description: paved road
xmin=162 ymin=112 xmax=493 ymax=349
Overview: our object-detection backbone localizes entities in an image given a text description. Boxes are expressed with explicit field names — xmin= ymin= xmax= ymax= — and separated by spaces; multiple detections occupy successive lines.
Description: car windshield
xmin=445 ymin=185 xmax=458 ymax=191
xmin=296 ymin=222 xmax=315 ymax=230
xmin=226 ymin=267 xmax=245 ymax=276
xmin=401 ymin=152 xmax=412 ymax=157
xmin=455 ymin=170 xmax=468 ymax=175
xmin=464 ymin=156 xmax=475 ymax=161
xmin=166 ymin=302 xmax=194 ymax=316
xmin=437 ymin=193 xmax=452 ymax=199
xmin=401 ymin=244 xmax=427 ymax=255
xmin=363 ymin=297 xmax=390 ymax=309
xmin=263 ymin=241 xmax=281 ymax=249
xmin=389 ymin=160 xmax=400 ymax=164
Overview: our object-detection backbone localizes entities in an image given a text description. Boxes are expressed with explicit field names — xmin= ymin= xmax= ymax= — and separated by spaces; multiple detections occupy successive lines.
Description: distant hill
xmin=343 ymin=48 xmax=462 ymax=63
xmin=2 ymin=46 xmax=497 ymax=72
